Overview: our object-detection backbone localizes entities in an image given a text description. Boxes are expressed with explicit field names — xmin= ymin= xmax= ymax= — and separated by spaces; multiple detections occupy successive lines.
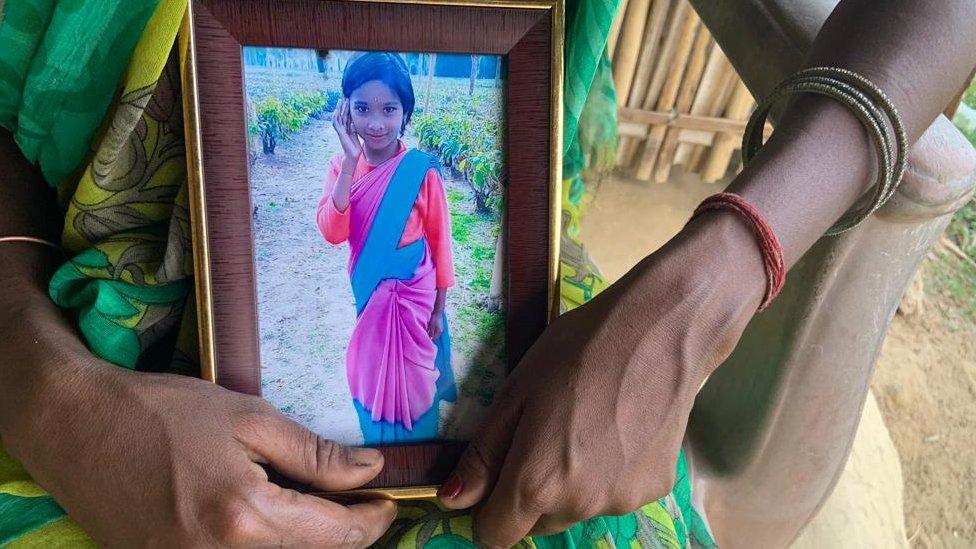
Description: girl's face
xmin=349 ymin=80 xmax=404 ymax=154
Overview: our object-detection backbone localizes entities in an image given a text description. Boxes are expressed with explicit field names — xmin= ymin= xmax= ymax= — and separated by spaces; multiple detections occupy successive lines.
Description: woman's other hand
xmin=437 ymin=213 xmax=765 ymax=546
xmin=2 ymin=345 xmax=396 ymax=547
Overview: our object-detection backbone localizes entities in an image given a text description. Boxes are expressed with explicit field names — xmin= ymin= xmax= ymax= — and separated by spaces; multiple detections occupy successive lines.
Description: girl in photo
xmin=316 ymin=52 xmax=457 ymax=444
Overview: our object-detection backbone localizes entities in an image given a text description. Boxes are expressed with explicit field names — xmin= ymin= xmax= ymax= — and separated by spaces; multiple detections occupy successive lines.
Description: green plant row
xmin=414 ymin=102 xmax=504 ymax=216
xmin=248 ymin=90 xmax=341 ymax=154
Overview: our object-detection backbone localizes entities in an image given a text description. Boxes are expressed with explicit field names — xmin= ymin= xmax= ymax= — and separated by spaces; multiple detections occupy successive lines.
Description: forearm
xmin=433 ymin=288 xmax=447 ymax=315
xmin=331 ymin=173 xmax=352 ymax=212
xmin=331 ymin=161 xmax=357 ymax=212
xmin=614 ymin=0 xmax=976 ymax=378
xmin=0 ymin=130 xmax=93 ymax=445
xmin=731 ymin=0 xmax=976 ymax=267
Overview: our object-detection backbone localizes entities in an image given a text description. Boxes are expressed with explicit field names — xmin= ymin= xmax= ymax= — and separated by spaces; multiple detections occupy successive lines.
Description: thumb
xmin=438 ymin=390 xmax=522 ymax=509
xmin=239 ymin=411 xmax=384 ymax=492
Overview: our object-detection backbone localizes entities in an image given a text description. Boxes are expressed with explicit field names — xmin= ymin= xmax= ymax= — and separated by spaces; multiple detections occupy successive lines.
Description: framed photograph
xmin=181 ymin=0 xmax=563 ymax=497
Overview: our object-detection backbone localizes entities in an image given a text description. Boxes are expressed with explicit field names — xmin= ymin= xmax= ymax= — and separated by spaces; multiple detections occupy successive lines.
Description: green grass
xmin=471 ymin=243 xmax=493 ymax=262
xmin=925 ymin=250 xmax=976 ymax=323
xmin=450 ymin=211 xmax=477 ymax=243
xmin=455 ymin=305 xmax=505 ymax=407
xmin=947 ymin=200 xmax=976 ymax=259
xmin=470 ymin=264 xmax=492 ymax=293
xmin=929 ymin=73 xmax=976 ymax=322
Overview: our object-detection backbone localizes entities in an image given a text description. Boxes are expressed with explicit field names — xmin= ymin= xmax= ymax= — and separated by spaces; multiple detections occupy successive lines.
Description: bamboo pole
xmin=702 ymin=81 xmax=755 ymax=183
xmin=690 ymin=63 xmax=738 ymax=173
xmin=640 ymin=1 xmax=689 ymax=112
xmin=677 ymin=130 xmax=714 ymax=146
xmin=676 ymin=124 xmax=772 ymax=146
xmin=674 ymin=44 xmax=729 ymax=166
xmin=618 ymin=108 xmax=772 ymax=135
xmin=628 ymin=0 xmax=672 ymax=107
xmin=612 ymin=0 xmax=652 ymax=107
xmin=619 ymin=1 xmax=688 ymax=167
xmin=710 ymin=64 xmax=739 ymax=117
xmin=619 ymin=0 xmax=672 ymax=162
xmin=607 ymin=0 xmax=631 ymax=59
xmin=634 ymin=8 xmax=700 ymax=181
xmin=619 ymin=121 xmax=650 ymax=138
xmin=653 ymin=26 xmax=711 ymax=183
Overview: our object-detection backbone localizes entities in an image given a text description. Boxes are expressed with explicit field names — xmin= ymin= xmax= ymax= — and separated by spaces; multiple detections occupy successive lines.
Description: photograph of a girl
xmin=244 ymin=48 xmax=506 ymax=446
xmin=319 ymin=52 xmax=457 ymax=443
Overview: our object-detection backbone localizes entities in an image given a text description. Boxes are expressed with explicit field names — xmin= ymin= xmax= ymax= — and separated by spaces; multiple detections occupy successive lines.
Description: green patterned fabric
xmin=0 ymin=0 xmax=159 ymax=187
xmin=0 ymin=0 xmax=716 ymax=546
xmin=558 ymin=0 xmax=618 ymax=312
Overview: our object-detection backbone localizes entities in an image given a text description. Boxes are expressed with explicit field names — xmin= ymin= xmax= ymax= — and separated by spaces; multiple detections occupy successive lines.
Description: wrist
xmin=341 ymin=159 xmax=357 ymax=175
xmin=613 ymin=210 xmax=767 ymax=382
xmin=0 ymin=288 xmax=97 ymax=448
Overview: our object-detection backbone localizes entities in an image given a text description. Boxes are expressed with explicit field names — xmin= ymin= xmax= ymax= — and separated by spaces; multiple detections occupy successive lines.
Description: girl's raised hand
xmin=333 ymin=98 xmax=362 ymax=164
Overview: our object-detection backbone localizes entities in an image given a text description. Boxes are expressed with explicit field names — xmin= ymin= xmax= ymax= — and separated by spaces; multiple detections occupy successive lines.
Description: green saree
xmin=0 ymin=0 xmax=715 ymax=546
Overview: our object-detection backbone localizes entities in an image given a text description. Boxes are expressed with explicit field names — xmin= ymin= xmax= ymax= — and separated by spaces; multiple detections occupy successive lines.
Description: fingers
xmin=472 ymin=468 xmax=539 ymax=548
xmin=345 ymin=500 xmax=398 ymax=546
xmin=437 ymin=388 xmax=521 ymax=509
xmin=344 ymin=100 xmax=354 ymax=135
xmin=529 ymin=514 xmax=576 ymax=538
xmin=333 ymin=98 xmax=361 ymax=158
xmin=237 ymin=410 xmax=384 ymax=492
xmin=252 ymin=485 xmax=397 ymax=547
xmin=333 ymin=99 xmax=346 ymax=135
xmin=468 ymin=418 xmax=547 ymax=547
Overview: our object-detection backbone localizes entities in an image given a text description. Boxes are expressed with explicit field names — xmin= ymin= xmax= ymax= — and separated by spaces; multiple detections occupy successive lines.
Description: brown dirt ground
xmin=873 ymin=257 xmax=976 ymax=548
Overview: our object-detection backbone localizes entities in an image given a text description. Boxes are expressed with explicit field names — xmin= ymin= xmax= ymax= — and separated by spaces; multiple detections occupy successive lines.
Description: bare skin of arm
xmin=429 ymin=288 xmax=448 ymax=339
xmin=332 ymin=98 xmax=362 ymax=212
xmin=0 ymin=131 xmax=396 ymax=546
xmin=438 ymin=0 xmax=976 ymax=545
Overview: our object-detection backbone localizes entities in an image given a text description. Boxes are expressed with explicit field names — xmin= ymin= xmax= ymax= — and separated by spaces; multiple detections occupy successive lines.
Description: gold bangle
xmin=0 ymin=236 xmax=63 ymax=253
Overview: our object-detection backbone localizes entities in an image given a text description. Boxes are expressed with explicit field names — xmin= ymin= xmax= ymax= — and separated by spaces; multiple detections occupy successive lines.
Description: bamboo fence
xmin=609 ymin=0 xmax=772 ymax=183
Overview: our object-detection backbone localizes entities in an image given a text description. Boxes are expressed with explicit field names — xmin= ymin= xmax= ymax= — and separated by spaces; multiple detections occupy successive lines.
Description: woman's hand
xmin=333 ymin=98 xmax=362 ymax=169
xmin=427 ymin=312 xmax=444 ymax=340
xmin=3 ymin=347 xmax=397 ymax=547
xmin=436 ymin=214 xmax=765 ymax=546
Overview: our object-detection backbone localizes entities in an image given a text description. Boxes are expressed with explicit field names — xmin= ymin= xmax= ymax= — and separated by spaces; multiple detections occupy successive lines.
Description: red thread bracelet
xmin=691 ymin=193 xmax=786 ymax=311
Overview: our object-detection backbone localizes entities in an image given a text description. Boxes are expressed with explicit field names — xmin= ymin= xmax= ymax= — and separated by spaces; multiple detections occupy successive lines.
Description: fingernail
xmin=437 ymin=473 xmax=463 ymax=499
xmin=349 ymin=447 xmax=381 ymax=467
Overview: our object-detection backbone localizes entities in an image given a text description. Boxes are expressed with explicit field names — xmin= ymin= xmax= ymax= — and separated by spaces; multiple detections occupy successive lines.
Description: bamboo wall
xmin=609 ymin=0 xmax=771 ymax=184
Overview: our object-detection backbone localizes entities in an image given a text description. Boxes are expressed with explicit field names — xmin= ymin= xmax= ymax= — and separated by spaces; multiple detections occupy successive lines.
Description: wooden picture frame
xmin=181 ymin=0 xmax=563 ymax=498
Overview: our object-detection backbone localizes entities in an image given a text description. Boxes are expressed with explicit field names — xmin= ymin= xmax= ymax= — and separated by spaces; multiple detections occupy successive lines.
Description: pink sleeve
xmin=316 ymin=155 xmax=350 ymax=245
xmin=422 ymin=169 xmax=456 ymax=289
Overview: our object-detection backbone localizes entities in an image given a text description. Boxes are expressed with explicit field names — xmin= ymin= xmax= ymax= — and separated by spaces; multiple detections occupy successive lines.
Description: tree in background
xmin=469 ymin=55 xmax=480 ymax=95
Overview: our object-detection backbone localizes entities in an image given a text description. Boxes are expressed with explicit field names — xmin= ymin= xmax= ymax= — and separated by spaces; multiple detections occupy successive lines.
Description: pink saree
xmin=341 ymin=149 xmax=452 ymax=437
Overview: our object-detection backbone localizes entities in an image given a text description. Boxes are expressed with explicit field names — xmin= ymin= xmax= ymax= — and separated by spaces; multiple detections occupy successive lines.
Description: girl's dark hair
xmin=342 ymin=52 xmax=415 ymax=133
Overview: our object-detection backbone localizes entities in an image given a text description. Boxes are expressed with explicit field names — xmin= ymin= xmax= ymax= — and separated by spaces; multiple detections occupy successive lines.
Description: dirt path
xmin=251 ymin=117 xmax=363 ymax=443
xmin=872 ymin=267 xmax=976 ymax=548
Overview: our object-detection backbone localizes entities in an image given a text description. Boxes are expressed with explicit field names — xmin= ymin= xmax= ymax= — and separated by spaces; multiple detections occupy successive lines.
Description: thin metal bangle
xmin=744 ymin=79 xmax=892 ymax=234
xmin=0 ymin=236 xmax=63 ymax=252
xmin=741 ymin=66 xmax=907 ymax=235
xmin=799 ymin=66 xmax=908 ymax=201
xmin=777 ymin=69 xmax=905 ymax=207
